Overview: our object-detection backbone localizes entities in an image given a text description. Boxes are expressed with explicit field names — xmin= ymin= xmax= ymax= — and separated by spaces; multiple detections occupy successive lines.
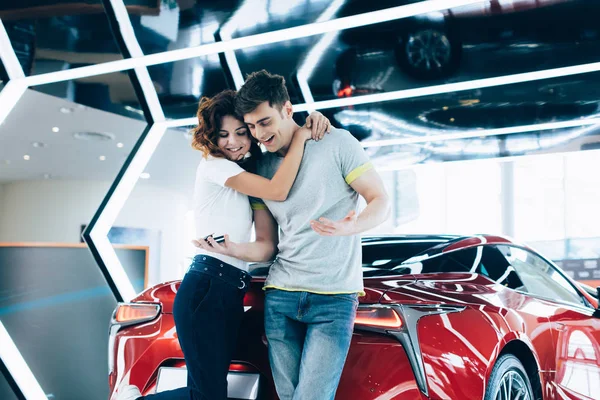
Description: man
xmin=235 ymin=70 xmax=390 ymax=400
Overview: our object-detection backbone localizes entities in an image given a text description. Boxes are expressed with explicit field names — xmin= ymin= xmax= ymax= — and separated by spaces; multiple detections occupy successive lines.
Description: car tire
xmin=484 ymin=354 xmax=536 ymax=400
xmin=395 ymin=28 xmax=461 ymax=80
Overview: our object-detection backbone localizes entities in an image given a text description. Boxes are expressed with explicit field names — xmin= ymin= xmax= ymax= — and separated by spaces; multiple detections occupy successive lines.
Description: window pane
xmin=568 ymin=238 xmax=600 ymax=260
xmin=498 ymin=245 xmax=583 ymax=305
xmin=513 ymin=156 xmax=565 ymax=241
xmin=445 ymin=162 xmax=502 ymax=234
xmin=393 ymin=160 xmax=502 ymax=235
xmin=564 ymin=151 xmax=600 ymax=238
xmin=391 ymin=166 xmax=447 ymax=235
xmin=528 ymin=239 xmax=567 ymax=261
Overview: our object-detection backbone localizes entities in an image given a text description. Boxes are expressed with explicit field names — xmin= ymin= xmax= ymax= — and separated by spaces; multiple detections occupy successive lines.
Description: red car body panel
xmin=109 ymin=235 xmax=600 ymax=400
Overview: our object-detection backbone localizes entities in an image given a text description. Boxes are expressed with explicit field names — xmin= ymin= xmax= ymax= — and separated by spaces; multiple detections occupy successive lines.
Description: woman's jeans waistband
xmin=189 ymin=254 xmax=251 ymax=290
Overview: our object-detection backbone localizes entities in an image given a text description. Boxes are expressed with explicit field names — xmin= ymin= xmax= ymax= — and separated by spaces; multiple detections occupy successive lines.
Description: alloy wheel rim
xmin=405 ymin=29 xmax=452 ymax=71
xmin=494 ymin=370 xmax=530 ymax=400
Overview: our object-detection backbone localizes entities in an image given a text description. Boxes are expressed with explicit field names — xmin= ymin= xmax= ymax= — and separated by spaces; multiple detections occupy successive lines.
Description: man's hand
xmin=305 ymin=111 xmax=331 ymax=141
xmin=192 ymin=234 xmax=238 ymax=257
xmin=310 ymin=210 xmax=357 ymax=236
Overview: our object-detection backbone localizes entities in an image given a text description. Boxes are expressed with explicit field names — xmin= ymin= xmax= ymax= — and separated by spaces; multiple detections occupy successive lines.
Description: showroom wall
xmin=0 ymin=180 xmax=109 ymax=243
xmin=0 ymin=180 xmax=191 ymax=284
xmin=0 ymin=184 xmax=4 ymax=217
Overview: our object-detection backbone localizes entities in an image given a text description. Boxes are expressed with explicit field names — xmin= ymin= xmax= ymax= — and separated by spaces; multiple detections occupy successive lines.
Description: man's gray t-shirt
xmin=251 ymin=128 xmax=372 ymax=295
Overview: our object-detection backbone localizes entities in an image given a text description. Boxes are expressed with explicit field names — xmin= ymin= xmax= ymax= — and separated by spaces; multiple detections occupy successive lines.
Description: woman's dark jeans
xmin=141 ymin=255 xmax=251 ymax=400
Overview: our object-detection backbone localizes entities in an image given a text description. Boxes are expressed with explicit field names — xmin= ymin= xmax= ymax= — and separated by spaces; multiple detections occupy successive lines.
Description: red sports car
xmin=108 ymin=235 xmax=600 ymax=400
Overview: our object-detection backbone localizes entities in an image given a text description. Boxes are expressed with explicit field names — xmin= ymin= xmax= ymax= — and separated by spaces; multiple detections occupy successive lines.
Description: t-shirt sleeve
xmin=204 ymin=158 xmax=246 ymax=187
xmin=250 ymin=197 xmax=267 ymax=211
xmin=337 ymin=130 xmax=373 ymax=185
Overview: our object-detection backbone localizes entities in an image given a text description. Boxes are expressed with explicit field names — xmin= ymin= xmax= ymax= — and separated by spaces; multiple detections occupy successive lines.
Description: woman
xmin=116 ymin=90 xmax=330 ymax=400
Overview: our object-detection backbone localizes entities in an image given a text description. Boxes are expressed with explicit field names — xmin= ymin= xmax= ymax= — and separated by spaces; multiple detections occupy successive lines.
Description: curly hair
xmin=191 ymin=90 xmax=238 ymax=158
xmin=191 ymin=90 xmax=261 ymax=169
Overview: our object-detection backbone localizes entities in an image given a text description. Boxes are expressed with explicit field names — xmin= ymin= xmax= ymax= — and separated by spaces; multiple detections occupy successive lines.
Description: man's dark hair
xmin=235 ymin=70 xmax=290 ymax=116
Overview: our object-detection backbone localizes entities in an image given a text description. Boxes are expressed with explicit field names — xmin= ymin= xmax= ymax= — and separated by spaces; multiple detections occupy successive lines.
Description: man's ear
xmin=282 ymin=101 xmax=293 ymax=119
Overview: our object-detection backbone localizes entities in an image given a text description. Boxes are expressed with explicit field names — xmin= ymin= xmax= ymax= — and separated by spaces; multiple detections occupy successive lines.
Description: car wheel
xmin=395 ymin=28 xmax=461 ymax=80
xmin=484 ymin=354 xmax=535 ymax=400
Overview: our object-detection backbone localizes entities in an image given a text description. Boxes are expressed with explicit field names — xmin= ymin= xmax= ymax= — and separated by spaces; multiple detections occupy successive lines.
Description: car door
xmin=496 ymin=245 xmax=600 ymax=399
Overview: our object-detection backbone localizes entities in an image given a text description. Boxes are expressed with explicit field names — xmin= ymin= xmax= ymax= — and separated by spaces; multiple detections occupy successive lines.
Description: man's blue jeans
xmin=264 ymin=289 xmax=358 ymax=400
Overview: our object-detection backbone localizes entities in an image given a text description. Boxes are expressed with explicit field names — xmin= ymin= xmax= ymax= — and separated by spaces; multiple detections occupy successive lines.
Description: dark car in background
xmin=335 ymin=0 xmax=600 ymax=85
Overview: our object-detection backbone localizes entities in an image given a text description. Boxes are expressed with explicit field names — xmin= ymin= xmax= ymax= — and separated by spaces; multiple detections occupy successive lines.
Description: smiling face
xmin=243 ymin=101 xmax=294 ymax=154
xmin=216 ymin=115 xmax=252 ymax=161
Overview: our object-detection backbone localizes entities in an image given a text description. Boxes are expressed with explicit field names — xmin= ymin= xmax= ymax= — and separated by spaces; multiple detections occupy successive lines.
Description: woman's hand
xmin=293 ymin=126 xmax=314 ymax=143
xmin=304 ymin=111 xmax=331 ymax=141
xmin=192 ymin=234 xmax=238 ymax=257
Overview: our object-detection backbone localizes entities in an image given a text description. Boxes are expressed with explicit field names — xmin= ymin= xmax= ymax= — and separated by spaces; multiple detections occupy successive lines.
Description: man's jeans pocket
xmin=331 ymin=293 xmax=359 ymax=306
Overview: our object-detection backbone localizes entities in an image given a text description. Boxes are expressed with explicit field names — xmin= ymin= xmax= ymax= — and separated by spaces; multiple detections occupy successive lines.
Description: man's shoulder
xmin=328 ymin=127 xmax=353 ymax=140
xmin=321 ymin=127 xmax=358 ymax=149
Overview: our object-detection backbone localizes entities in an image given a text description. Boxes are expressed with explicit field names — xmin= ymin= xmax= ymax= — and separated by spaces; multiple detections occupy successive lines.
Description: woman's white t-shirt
xmin=193 ymin=155 xmax=252 ymax=271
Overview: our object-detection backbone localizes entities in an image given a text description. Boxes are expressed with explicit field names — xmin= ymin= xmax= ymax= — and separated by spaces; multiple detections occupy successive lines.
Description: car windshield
xmin=397 ymin=247 xmax=481 ymax=275
xmin=362 ymin=240 xmax=448 ymax=277
xmin=363 ymin=243 xmax=525 ymax=286
xmin=578 ymin=282 xmax=598 ymax=300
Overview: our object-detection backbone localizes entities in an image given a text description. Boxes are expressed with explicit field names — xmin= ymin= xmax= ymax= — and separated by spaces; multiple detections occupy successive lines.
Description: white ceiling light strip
xmin=162 ymin=117 xmax=196 ymax=127
xmin=0 ymin=20 xmax=45 ymax=400
xmin=419 ymin=123 xmax=597 ymax=156
xmin=218 ymin=0 xmax=256 ymax=89
xmin=362 ymin=117 xmax=600 ymax=148
xmin=108 ymin=0 xmax=164 ymax=122
xmin=0 ymin=80 xmax=27 ymax=127
xmin=296 ymin=0 xmax=346 ymax=112
xmin=163 ymin=59 xmax=600 ymax=129
xmin=163 ymin=113 xmax=600 ymax=152
xmin=0 ymin=321 xmax=47 ymax=399
xmin=91 ymin=122 xmax=168 ymax=301
xmin=22 ymin=0 xmax=485 ymax=86
xmin=293 ymin=61 xmax=600 ymax=112
xmin=89 ymin=231 xmax=137 ymax=301
xmin=133 ymin=65 xmax=165 ymax=121
xmin=0 ymin=20 xmax=25 ymax=79
xmin=377 ymin=147 xmax=600 ymax=173
xmin=84 ymin=0 xmax=166 ymax=302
